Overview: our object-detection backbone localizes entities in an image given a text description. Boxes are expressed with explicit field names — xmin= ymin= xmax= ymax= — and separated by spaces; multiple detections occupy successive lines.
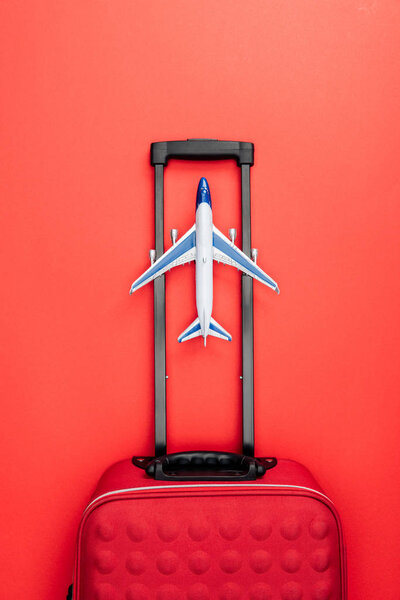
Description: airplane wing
xmin=130 ymin=225 xmax=196 ymax=293
xmin=212 ymin=225 xmax=279 ymax=293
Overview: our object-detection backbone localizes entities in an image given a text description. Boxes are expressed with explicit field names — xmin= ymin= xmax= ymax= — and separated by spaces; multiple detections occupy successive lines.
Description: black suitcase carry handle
xmin=133 ymin=452 xmax=277 ymax=482
xmin=151 ymin=139 xmax=254 ymax=166
xmin=132 ymin=139 xmax=276 ymax=481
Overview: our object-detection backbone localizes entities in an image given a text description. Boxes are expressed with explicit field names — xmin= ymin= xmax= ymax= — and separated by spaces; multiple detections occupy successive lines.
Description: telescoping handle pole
xmin=151 ymin=139 xmax=255 ymax=459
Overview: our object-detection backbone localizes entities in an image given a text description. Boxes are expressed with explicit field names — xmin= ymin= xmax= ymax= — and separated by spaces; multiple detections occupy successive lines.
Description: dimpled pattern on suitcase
xmin=74 ymin=459 xmax=346 ymax=600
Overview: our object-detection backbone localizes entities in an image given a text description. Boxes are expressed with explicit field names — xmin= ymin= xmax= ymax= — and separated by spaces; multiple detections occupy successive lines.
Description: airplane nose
xmin=196 ymin=177 xmax=212 ymax=208
xmin=199 ymin=177 xmax=209 ymax=190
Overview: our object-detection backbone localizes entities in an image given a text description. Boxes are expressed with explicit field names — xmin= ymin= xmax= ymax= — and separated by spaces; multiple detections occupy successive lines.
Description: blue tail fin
xmin=178 ymin=317 xmax=202 ymax=343
xmin=208 ymin=317 xmax=232 ymax=342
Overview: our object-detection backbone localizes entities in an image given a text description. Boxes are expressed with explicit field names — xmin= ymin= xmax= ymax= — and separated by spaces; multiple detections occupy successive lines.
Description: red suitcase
xmin=70 ymin=140 xmax=346 ymax=600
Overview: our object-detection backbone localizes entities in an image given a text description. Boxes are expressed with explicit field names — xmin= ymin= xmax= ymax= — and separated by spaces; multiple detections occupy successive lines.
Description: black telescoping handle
xmin=151 ymin=139 xmax=254 ymax=167
xmin=149 ymin=139 xmax=259 ymax=477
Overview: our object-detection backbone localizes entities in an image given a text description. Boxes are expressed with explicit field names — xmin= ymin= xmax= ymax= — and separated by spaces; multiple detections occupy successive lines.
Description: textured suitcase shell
xmin=73 ymin=458 xmax=346 ymax=600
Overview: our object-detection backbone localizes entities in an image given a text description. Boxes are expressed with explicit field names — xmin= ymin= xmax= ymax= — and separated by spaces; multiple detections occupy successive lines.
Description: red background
xmin=1 ymin=2 xmax=399 ymax=598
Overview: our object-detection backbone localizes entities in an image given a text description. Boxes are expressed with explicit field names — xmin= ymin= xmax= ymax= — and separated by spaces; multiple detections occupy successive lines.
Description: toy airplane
xmin=130 ymin=177 xmax=279 ymax=346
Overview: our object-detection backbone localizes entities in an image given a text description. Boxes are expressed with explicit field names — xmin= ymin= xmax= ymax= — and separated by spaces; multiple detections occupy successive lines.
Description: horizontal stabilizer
xmin=178 ymin=317 xmax=202 ymax=343
xmin=208 ymin=317 xmax=232 ymax=342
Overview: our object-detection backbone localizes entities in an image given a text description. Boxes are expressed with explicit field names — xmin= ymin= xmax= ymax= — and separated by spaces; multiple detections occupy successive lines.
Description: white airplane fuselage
xmin=195 ymin=201 xmax=213 ymax=339
xmin=129 ymin=176 xmax=279 ymax=346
